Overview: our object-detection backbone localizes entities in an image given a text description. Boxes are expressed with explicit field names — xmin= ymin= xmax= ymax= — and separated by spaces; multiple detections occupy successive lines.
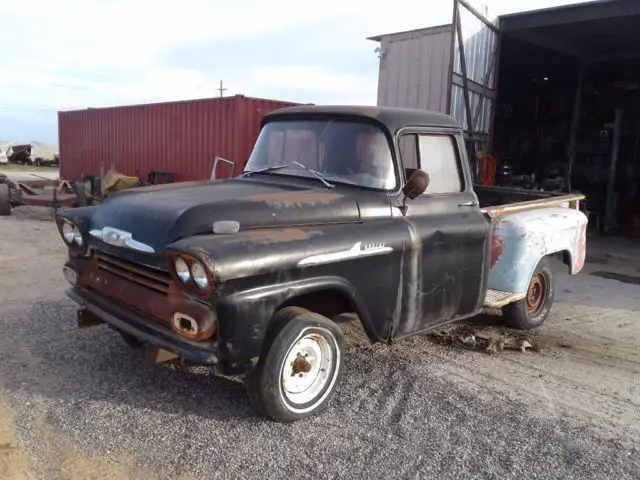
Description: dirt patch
xmin=0 ymin=398 xmax=32 ymax=480
xmin=0 ymin=395 xmax=190 ymax=480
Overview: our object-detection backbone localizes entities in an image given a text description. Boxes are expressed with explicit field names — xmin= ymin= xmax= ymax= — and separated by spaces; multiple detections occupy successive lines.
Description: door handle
xmin=459 ymin=201 xmax=479 ymax=207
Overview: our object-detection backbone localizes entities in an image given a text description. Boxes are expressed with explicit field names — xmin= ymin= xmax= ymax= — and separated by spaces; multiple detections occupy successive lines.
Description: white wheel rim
xmin=280 ymin=328 xmax=338 ymax=412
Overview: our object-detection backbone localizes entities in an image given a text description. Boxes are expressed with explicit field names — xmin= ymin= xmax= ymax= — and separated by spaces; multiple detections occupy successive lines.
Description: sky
xmin=0 ymin=0 xmax=592 ymax=145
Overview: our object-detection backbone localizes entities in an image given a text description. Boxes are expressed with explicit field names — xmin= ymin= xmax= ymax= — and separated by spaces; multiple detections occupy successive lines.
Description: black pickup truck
xmin=57 ymin=105 xmax=588 ymax=422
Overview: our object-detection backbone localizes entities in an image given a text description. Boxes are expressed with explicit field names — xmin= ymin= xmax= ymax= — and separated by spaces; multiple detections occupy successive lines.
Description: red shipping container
xmin=57 ymin=95 xmax=307 ymax=183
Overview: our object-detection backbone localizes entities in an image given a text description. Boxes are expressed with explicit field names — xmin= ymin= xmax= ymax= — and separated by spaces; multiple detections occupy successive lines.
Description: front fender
xmin=214 ymin=276 xmax=373 ymax=374
xmin=55 ymin=205 xmax=98 ymax=229
xmin=489 ymin=207 xmax=588 ymax=294
xmin=167 ymin=221 xmax=401 ymax=373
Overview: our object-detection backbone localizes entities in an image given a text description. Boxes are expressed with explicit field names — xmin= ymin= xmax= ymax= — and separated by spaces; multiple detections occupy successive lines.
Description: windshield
xmin=244 ymin=119 xmax=397 ymax=190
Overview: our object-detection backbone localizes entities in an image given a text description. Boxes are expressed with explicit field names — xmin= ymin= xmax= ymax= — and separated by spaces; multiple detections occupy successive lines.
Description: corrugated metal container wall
xmin=375 ymin=25 xmax=453 ymax=113
xmin=58 ymin=95 xmax=304 ymax=182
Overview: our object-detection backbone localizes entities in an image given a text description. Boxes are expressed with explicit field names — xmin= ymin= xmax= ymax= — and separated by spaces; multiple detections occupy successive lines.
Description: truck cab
xmin=56 ymin=105 xmax=587 ymax=422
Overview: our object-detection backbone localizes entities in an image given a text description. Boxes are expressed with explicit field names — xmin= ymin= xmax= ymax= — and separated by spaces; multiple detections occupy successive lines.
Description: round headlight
xmin=174 ymin=257 xmax=190 ymax=283
xmin=191 ymin=261 xmax=209 ymax=290
xmin=73 ymin=227 xmax=83 ymax=246
xmin=62 ymin=222 xmax=75 ymax=244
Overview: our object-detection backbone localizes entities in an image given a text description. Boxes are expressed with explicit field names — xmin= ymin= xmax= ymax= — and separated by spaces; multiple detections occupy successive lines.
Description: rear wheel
xmin=245 ymin=307 xmax=345 ymax=423
xmin=502 ymin=256 xmax=555 ymax=330
xmin=0 ymin=183 xmax=12 ymax=216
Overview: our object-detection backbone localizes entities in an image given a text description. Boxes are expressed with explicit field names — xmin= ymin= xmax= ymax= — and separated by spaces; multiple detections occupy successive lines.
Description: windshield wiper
xmin=293 ymin=162 xmax=334 ymax=189
xmin=242 ymin=164 xmax=289 ymax=177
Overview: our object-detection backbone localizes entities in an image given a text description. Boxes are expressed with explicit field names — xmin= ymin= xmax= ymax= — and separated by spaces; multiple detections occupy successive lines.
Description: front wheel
xmin=502 ymin=256 xmax=555 ymax=330
xmin=245 ymin=307 xmax=345 ymax=423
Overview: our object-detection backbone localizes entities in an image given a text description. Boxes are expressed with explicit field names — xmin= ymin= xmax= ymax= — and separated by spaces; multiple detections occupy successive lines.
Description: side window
xmin=417 ymin=135 xmax=463 ymax=194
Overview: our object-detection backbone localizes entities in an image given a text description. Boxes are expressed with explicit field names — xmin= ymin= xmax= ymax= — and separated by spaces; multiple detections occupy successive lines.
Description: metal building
xmin=369 ymin=0 xmax=497 ymax=151
xmin=370 ymin=0 xmax=640 ymax=235
xmin=369 ymin=24 xmax=453 ymax=114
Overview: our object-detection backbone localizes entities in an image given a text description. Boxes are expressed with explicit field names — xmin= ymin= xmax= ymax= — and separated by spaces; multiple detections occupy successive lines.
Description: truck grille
xmin=95 ymin=253 xmax=172 ymax=295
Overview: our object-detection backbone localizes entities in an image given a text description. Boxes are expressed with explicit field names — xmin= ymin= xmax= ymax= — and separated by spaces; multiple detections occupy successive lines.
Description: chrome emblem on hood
xmin=89 ymin=227 xmax=155 ymax=254
xmin=297 ymin=241 xmax=392 ymax=267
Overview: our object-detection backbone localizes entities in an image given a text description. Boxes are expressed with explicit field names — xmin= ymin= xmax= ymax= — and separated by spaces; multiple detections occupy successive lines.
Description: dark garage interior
xmin=489 ymin=0 xmax=640 ymax=237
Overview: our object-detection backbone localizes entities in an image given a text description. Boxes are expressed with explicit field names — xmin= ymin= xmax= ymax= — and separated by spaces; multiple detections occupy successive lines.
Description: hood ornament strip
xmin=89 ymin=227 xmax=155 ymax=254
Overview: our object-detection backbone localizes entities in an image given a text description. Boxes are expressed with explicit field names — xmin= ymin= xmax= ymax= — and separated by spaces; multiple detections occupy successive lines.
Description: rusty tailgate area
xmin=65 ymin=251 xmax=219 ymax=363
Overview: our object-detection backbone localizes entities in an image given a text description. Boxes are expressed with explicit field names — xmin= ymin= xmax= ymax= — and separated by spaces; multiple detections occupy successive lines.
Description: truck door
xmin=394 ymin=129 xmax=490 ymax=336
xmin=448 ymin=0 xmax=500 ymax=178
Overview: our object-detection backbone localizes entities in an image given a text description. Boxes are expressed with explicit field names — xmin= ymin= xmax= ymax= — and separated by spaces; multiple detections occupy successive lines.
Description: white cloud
xmin=1 ymin=0 xmax=593 ymax=141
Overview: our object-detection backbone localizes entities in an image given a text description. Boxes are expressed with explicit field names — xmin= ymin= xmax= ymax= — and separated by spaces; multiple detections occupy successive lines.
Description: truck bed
xmin=476 ymin=185 xmax=588 ymax=311
xmin=475 ymin=185 xmax=584 ymax=217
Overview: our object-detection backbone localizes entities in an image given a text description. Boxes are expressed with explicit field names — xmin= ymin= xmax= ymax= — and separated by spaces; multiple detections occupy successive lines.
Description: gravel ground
xmin=1 ymin=207 xmax=639 ymax=479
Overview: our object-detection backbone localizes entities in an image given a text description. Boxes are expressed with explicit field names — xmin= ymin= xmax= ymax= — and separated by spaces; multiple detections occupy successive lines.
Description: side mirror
xmin=403 ymin=170 xmax=430 ymax=200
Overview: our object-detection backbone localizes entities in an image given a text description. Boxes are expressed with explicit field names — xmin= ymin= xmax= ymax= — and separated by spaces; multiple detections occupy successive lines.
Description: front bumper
xmin=66 ymin=287 xmax=219 ymax=364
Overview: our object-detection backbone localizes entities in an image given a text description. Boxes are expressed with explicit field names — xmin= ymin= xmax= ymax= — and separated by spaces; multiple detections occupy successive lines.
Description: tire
xmin=0 ymin=183 xmax=12 ymax=216
xmin=503 ymin=256 xmax=555 ymax=330
xmin=245 ymin=306 xmax=345 ymax=423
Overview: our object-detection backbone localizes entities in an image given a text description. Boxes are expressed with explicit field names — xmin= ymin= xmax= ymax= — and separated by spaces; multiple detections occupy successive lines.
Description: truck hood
xmin=89 ymin=179 xmax=360 ymax=254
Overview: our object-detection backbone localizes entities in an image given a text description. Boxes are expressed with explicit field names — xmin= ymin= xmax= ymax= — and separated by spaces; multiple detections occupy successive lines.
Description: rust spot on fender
xmin=491 ymin=235 xmax=505 ymax=268
xmin=245 ymin=192 xmax=343 ymax=208
xmin=214 ymin=228 xmax=323 ymax=245
xmin=128 ymin=180 xmax=211 ymax=193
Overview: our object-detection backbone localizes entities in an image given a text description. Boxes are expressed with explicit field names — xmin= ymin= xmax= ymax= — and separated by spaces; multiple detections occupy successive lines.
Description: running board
xmin=483 ymin=289 xmax=526 ymax=309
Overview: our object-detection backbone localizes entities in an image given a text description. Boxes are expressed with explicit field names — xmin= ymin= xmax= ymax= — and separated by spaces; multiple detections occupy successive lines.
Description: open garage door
xmin=449 ymin=0 xmax=499 ymax=173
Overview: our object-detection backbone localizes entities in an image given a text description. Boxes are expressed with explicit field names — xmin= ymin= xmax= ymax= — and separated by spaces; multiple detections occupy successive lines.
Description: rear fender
xmin=489 ymin=207 xmax=588 ymax=294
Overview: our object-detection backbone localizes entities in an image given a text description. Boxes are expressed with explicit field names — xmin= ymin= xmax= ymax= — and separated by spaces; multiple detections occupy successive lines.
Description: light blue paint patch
xmin=488 ymin=206 xmax=588 ymax=294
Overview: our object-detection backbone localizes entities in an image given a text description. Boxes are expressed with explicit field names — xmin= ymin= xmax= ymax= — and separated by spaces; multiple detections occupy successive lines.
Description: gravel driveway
xmin=1 ymin=207 xmax=639 ymax=479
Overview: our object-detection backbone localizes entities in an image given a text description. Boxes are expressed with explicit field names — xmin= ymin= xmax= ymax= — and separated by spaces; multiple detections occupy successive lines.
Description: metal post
xmin=454 ymin=9 xmax=478 ymax=181
xmin=218 ymin=81 xmax=227 ymax=97
xmin=565 ymin=62 xmax=587 ymax=193
xmin=605 ymin=109 xmax=623 ymax=233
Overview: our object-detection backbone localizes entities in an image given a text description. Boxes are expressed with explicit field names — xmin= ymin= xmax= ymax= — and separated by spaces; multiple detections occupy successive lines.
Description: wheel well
xmin=279 ymin=289 xmax=354 ymax=320
xmin=561 ymin=250 xmax=572 ymax=272
xmin=549 ymin=250 xmax=573 ymax=272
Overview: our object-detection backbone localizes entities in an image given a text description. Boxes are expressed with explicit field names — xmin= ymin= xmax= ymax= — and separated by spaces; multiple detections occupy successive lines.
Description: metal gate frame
xmin=447 ymin=0 xmax=500 ymax=179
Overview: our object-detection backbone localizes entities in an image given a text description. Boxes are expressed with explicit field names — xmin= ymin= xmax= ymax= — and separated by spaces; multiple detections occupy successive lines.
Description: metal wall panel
xmin=376 ymin=25 xmax=453 ymax=114
xmin=452 ymin=4 xmax=497 ymax=88
xmin=58 ymin=95 xmax=303 ymax=182
xmin=450 ymin=0 xmax=499 ymax=138
xmin=450 ymin=85 xmax=493 ymax=135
